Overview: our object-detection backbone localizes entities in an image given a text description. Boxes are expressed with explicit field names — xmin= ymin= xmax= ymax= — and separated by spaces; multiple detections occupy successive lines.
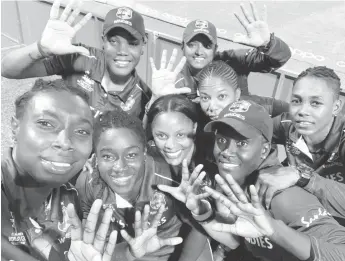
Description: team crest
xmin=229 ymin=100 xmax=251 ymax=113
xmin=195 ymin=20 xmax=208 ymax=29
xmin=120 ymin=95 xmax=135 ymax=111
xmin=116 ymin=7 xmax=133 ymax=20
xmin=150 ymin=191 xmax=166 ymax=210
xmin=286 ymin=139 xmax=301 ymax=156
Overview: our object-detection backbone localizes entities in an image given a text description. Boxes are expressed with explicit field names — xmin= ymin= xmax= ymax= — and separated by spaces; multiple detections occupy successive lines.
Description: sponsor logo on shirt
xmin=301 ymin=208 xmax=331 ymax=228
xmin=245 ymin=236 xmax=273 ymax=249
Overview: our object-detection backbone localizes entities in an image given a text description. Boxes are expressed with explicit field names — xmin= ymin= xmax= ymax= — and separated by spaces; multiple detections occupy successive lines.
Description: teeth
xmin=298 ymin=122 xmax=312 ymax=126
xmin=51 ymin=162 xmax=71 ymax=167
xmin=194 ymin=57 xmax=205 ymax=61
xmin=165 ymin=150 xmax=182 ymax=159
xmin=115 ymin=61 xmax=130 ymax=66
xmin=221 ymin=163 xmax=239 ymax=168
xmin=111 ymin=176 xmax=132 ymax=183
xmin=42 ymin=159 xmax=71 ymax=167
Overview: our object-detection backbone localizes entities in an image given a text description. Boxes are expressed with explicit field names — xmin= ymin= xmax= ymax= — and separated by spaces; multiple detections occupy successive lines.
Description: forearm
xmin=1 ymin=42 xmax=47 ymax=79
xmin=305 ymin=173 xmax=345 ymax=217
xmin=269 ymin=219 xmax=311 ymax=260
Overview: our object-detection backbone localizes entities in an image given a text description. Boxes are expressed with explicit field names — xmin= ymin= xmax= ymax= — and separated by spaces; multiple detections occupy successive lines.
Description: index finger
xmin=73 ymin=13 xmax=92 ymax=32
xmin=189 ymin=164 xmax=204 ymax=185
xmin=203 ymin=186 xmax=234 ymax=209
xmin=250 ymin=1 xmax=260 ymax=21
xmin=224 ymin=174 xmax=249 ymax=204
xmin=67 ymin=203 xmax=83 ymax=241
xmin=173 ymin=56 xmax=186 ymax=76
xmin=83 ymin=199 xmax=103 ymax=244
xmin=93 ymin=207 xmax=113 ymax=253
xmin=181 ymin=159 xmax=190 ymax=183
xmin=150 ymin=57 xmax=157 ymax=73
xmin=215 ymin=174 xmax=239 ymax=203
xmin=50 ymin=0 xmax=61 ymax=20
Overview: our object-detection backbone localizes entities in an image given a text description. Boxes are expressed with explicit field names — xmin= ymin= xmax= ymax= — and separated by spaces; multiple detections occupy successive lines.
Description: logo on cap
xmin=195 ymin=20 xmax=208 ymax=29
xmin=116 ymin=7 xmax=132 ymax=20
xmin=229 ymin=100 xmax=251 ymax=113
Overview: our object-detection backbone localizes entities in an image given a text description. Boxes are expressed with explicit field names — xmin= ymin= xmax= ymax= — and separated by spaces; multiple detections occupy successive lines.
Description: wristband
xmin=192 ymin=200 xmax=215 ymax=223
xmin=37 ymin=40 xmax=49 ymax=58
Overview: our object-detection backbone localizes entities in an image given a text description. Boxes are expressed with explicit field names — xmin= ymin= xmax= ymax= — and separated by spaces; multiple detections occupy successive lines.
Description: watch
xmin=295 ymin=164 xmax=313 ymax=188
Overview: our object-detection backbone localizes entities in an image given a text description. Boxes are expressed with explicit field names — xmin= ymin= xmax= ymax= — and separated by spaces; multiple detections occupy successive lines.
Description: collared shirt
xmin=1 ymin=149 xmax=81 ymax=261
xmin=220 ymin=149 xmax=345 ymax=261
xmin=76 ymin=155 xmax=182 ymax=261
xmin=175 ymin=35 xmax=292 ymax=97
xmin=43 ymin=44 xmax=151 ymax=119
xmin=273 ymin=113 xmax=345 ymax=183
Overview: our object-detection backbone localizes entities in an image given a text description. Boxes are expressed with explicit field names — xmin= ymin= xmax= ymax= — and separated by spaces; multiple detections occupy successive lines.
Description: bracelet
xmin=37 ymin=40 xmax=49 ymax=58
xmin=192 ymin=200 xmax=215 ymax=223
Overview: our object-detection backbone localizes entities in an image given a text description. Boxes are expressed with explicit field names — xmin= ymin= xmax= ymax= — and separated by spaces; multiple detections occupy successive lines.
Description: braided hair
xmin=198 ymin=60 xmax=238 ymax=90
xmin=294 ymin=66 xmax=341 ymax=99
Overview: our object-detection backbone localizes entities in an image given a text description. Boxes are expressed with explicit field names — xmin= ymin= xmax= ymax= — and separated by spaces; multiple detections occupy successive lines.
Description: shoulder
xmin=270 ymin=186 xmax=330 ymax=225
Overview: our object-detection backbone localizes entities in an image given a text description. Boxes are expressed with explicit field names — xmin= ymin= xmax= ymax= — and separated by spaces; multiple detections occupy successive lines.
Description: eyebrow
xmin=100 ymin=146 xmax=140 ymax=153
xmin=292 ymin=94 xmax=323 ymax=99
xmin=40 ymin=110 xmax=92 ymax=127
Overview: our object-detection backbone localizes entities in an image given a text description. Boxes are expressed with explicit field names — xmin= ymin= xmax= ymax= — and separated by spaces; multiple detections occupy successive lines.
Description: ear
xmin=235 ymin=88 xmax=241 ymax=101
xmin=11 ymin=116 xmax=20 ymax=143
xmin=261 ymin=141 xmax=271 ymax=159
xmin=332 ymin=99 xmax=343 ymax=116
xmin=193 ymin=122 xmax=198 ymax=135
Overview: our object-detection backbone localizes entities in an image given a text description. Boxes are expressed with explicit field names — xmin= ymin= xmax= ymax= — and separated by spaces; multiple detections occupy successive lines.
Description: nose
xmin=164 ymin=136 xmax=176 ymax=151
xmin=195 ymin=43 xmax=204 ymax=55
xmin=222 ymin=139 xmax=237 ymax=156
xmin=112 ymin=158 xmax=126 ymax=174
xmin=117 ymin=41 xmax=129 ymax=55
xmin=52 ymin=130 xmax=73 ymax=151
xmin=207 ymin=99 xmax=216 ymax=113
xmin=297 ymin=102 xmax=311 ymax=117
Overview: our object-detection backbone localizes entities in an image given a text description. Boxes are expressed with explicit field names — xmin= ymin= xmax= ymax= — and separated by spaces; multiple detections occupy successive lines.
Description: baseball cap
xmin=103 ymin=7 xmax=146 ymax=40
xmin=183 ymin=20 xmax=217 ymax=45
xmin=204 ymin=100 xmax=273 ymax=142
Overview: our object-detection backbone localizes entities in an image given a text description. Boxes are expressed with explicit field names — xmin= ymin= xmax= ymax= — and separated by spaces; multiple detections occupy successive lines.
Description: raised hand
xmin=121 ymin=205 xmax=183 ymax=259
xmin=67 ymin=199 xmax=118 ymax=261
xmin=40 ymin=0 xmax=92 ymax=56
xmin=149 ymin=49 xmax=189 ymax=99
xmin=157 ymin=160 xmax=208 ymax=214
xmin=205 ymin=174 xmax=275 ymax=238
xmin=233 ymin=2 xmax=270 ymax=47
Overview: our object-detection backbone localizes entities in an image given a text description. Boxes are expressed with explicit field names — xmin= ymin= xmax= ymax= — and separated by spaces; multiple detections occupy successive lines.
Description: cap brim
xmin=204 ymin=118 xmax=260 ymax=138
xmin=185 ymin=32 xmax=216 ymax=44
xmin=103 ymin=24 xmax=143 ymax=40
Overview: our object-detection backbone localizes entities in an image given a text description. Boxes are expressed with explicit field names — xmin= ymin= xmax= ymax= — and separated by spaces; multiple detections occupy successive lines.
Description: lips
xmin=114 ymin=60 xmax=131 ymax=67
xmin=208 ymin=114 xmax=219 ymax=120
xmin=163 ymin=150 xmax=182 ymax=159
xmin=41 ymin=158 xmax=73 ymax=175
xmin=193 ymin=57 xmax=205 ymax=63
xmin=295 ymin=120 xmax=314 ymax=128
xmin=110 ymin=175 xmax=133 ymax=185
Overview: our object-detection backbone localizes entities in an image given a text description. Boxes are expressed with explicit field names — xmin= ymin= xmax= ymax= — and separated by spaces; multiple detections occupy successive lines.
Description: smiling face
xmin=12 ymin=91 xmax=93 ymax=185
xmin=183 ymin=34 xmax=216 ymax=73
xmin=103 ymin=28 xmax=144 ymax=78
xmin=96 ymin=127 xmax=145 ymax=199
xmin=290 ymin=76 xmax=340 ymax=141
xmin=213 ymin=124 xmax=268 ymax=186
xmin=199 ymin=76 xmax=240 ymax=120
xmin=152 ymin=111 xmax=196 ymax=166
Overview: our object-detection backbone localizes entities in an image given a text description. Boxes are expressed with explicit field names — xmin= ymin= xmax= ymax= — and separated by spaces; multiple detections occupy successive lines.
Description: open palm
xmin=121 ymin=205 xmax=182 ymax=259
xmin=233 ymin=2 xmax=270 ymax=47
xmin=67 ymin=199 xmax=118 ymax=261
xmin=149 ymin=49 xmax=189 ymax=99
xmin=205 ymin=174 xmax=274 ymax=238
xmin=40 ymin=0 xmax=92 ymax=56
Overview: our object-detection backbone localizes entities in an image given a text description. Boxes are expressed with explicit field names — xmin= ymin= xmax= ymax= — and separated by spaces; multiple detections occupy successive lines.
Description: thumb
xmin=69 ymin=45 xmax=91 ymax=56
xmin=120 ymin=230 xmax=133 ymax=244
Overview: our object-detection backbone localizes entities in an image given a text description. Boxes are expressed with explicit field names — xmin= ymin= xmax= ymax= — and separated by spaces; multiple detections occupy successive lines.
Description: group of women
xmin=1 ymin=0 xmax=344 ymax=261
